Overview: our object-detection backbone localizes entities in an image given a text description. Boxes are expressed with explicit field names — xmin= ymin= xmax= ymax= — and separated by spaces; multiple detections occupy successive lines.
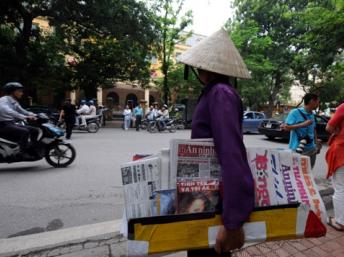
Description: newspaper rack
xmin=127 ymin=203 xmax=326 ymax=256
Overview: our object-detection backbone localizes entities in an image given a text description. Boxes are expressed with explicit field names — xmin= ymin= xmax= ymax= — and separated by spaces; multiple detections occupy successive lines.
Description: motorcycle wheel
xmin=87 ymin=122 xmax=100 ymax=133
xmin=169 ymin=124 xmax=177 ymax=133
xmin=148 ymin=122 xmax=158 ymax=133
xmin=45 ymin=143 xmax=76 ymax=168
xmin=176 ymin=121 xmax=185 ymax=130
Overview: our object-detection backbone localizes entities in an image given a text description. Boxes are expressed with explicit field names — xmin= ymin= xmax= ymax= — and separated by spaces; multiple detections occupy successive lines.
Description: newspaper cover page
xmin=121 ymin=157 xmax=161 ymax=219
xmin=176 ymin=179 xmax=219 ymax=214
xmin=170 ymin=139 xmax=220 ymax=182
xmin=246 ymin=148 xmax=277 ymax=206
xmin=268 ymin=149 xmax=289 ymax=205
xmin=296 ymin=154 xmax=328 ymax=223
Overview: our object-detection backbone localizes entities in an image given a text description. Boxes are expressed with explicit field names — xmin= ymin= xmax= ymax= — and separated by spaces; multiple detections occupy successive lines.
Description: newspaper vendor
xmin=178 ymin=28 xmax=254 ymax=256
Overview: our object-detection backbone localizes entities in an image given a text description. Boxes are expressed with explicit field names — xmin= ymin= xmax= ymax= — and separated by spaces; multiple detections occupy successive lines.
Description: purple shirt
xmin=191 ymin=81 xmax=254 ymax=230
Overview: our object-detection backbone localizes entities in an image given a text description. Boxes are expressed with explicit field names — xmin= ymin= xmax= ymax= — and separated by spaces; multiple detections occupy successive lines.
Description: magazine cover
xmin=121 ymin=157 xmax=161 ymax=219
xmin=151 ymin=189 xmax=176 ymax=216
xmin=176 ymin=179 xmax=219 ymax=214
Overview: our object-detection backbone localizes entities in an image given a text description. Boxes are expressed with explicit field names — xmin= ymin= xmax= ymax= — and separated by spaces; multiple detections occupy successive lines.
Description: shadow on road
xmin=0 ymin=165 xmax=55 ymax=173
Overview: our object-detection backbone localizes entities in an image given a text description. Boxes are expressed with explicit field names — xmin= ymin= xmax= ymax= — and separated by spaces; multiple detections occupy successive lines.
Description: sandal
xmin=327 ymin=216 xmax=344 ymax=231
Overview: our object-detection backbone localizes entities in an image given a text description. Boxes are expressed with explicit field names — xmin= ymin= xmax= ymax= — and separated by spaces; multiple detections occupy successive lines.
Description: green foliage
xmin=155 ymin=64 xmax=201 ymax=102
xmin=229 ymin=0 xmax=343 ymax=115
xmin=0 ymin=0 xmax=159 ymax=101
xmin=151 ymin=0 xmax=193 ymax=103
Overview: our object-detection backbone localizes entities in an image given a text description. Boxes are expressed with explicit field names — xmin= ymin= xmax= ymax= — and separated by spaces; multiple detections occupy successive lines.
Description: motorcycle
xmin=147 ymin=118 xmax=177 ymax=133
xmin=59 ymin=115 xmax=101 ymax=133
xmin=0 ymin=113 xmax=76 ymax=168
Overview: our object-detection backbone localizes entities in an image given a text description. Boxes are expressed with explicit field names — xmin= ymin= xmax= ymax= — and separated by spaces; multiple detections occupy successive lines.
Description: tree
xmin=51 ymin=0 xmax=159 ymax=99
xmin=151 ymin=0 xmax=193 ymax=104
xmin=229 ymin=0 xmax=343 ymax=116
xmin=155 ymin=64 xmax=200 ymax=104
xmin=0 ymin=0 xmax=159 ymax=101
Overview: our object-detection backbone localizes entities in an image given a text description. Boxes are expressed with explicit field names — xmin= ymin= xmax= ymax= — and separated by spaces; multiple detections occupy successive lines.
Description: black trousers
xmin=187 ymin=249 xmax=231 ymax=257
xmin=65 ymin=121 xmax=74 ymax=139
xmin=135 ymin=115 xmax=142 ymax=131
xmin=0 ymin=121 xmax=39 ymax=151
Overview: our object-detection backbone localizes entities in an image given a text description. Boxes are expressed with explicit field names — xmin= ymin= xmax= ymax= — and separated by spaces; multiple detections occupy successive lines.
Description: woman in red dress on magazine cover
xmin=178 ymin=28 xmax=255 ymax=256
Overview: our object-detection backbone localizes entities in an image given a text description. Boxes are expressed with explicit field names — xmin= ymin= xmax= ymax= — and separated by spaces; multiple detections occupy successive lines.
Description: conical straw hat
xmin=178 ymin=28 xmax=251 ymax=79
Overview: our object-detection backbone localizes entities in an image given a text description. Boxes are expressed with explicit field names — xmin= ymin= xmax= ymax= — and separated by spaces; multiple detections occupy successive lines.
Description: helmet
xmin=2 ymin=82 xmax=24 ymax=94
xmin=88 ymin=100 xmax=94 ymax=105
xmin=80 ymin=100 xmax=86 ymax=105
xmin=163 ymin=104 xmax=168 ymax=108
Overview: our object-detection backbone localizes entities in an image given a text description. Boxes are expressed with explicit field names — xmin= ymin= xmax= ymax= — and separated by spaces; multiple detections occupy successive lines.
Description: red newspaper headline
xmin=178 ymin=144 xmax=216 ymax=157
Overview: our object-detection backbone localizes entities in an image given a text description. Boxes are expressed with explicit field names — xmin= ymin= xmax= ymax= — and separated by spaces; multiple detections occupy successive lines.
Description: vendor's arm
xmin=208 ymin=85 xmax=255 ymax=230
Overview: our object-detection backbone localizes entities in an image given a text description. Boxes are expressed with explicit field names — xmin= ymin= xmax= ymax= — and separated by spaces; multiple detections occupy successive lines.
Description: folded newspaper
xmin=121 ymin=139 xmax=327 ymax=256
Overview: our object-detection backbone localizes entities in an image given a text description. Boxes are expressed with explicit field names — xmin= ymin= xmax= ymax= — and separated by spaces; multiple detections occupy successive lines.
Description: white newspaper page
xmin=121 ymin=157 xmax=161 ymax=220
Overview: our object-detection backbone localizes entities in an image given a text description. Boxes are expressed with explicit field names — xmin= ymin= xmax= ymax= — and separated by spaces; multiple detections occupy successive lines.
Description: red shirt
xmin=326 ymin=103 xmax=344 ymax=178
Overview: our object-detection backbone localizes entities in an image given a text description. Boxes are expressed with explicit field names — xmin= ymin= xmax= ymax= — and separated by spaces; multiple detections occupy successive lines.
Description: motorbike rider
xmin=87 ymin=100 xmax=97 ymax=116
xmin=157 ymin=104 xmax=169 ymax=130
xmin=0 ymin=82 xmax=38 ymax=155
xmin=76 ymin=100 xmax=90 ymax=127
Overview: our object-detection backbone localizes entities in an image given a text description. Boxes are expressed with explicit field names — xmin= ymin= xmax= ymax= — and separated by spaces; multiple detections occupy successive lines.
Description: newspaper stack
xmin=121 ymin=139 xmax=327 ymax=224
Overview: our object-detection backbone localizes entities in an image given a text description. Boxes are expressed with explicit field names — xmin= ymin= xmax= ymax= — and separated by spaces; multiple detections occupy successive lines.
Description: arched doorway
xmin=126 ymin=93 xmax=138 ymax=109
xmin=107 ymin=92 xmax=119 ymax=105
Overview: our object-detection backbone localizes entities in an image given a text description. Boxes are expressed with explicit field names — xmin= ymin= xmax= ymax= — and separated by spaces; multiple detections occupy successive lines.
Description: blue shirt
xmin=285 ymin=108 xmax=316 ymax=152
xmin=134 ymin=106 xmax=143 ymax=116
xmin=0 ymin=96 xmax=33 ymax=122
xmin=191 ymin=80 xmax=254 ymax=230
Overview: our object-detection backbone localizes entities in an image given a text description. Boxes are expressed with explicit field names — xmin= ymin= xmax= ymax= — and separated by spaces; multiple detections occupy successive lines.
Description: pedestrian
xmin=178 ymin=28 xmax=254 ymax=256
xmin=123 ymin=105 xmax=132 ymax=130
xmin=325 ymin=102 xmax=344 ymax=231
xmin=133 ymin=103 xmax=143 ymax=131
xmin=59 ymin=98 xmax=76 ymax=140
xmin=281 ymin=93 xmax=320 ymax=169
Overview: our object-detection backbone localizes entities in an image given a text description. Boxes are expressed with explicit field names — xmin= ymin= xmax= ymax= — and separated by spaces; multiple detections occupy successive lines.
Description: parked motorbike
xmin=0 ymin=113 xmax=76 ymax=168
xmin=147 ymin=118 xmax=177 ymax=133
xmin=174 ymin=118 xmax=186 ymax=130
xmin=59 ymin=115 xmax=101 ymax=133
xmin=140 ymin=118 xmax=149 ymax=130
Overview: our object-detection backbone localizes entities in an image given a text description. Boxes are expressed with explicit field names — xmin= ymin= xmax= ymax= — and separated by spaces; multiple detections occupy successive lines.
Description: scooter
xmin=147 ymin=118 xmax=177 ymax=133
xmin=0 ymin=113 xmax=76 ymax=168
xmin=60 ymin=115 xmax=101 ymax=133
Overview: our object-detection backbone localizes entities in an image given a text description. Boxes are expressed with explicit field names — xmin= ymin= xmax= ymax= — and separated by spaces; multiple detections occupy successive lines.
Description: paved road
xmin=0 ymin=128 xmax=329 ymax=238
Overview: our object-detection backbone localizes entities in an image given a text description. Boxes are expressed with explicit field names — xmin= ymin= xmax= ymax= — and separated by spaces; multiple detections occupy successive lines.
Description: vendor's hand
xmin=214 ymin=226 xmax=244 ymax=254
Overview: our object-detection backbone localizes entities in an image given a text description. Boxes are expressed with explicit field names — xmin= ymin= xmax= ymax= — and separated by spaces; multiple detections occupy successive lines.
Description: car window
xmin=255 ymin=113 xmax=265 ymax=119
xmin=244 ymin=112 xmax=254 ymax=119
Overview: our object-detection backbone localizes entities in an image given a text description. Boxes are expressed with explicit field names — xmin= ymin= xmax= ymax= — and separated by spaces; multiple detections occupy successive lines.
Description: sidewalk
xmin=169 ymin=225 xmax=344 ymax=257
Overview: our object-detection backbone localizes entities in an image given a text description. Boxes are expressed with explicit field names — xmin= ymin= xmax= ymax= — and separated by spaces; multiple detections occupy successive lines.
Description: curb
xmin=0 ymin=220 xmax=125 ymax=257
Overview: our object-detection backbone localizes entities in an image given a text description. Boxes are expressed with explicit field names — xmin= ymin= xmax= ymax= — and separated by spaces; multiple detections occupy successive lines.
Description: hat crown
xmin=178 ymin=28 xmax=251 ymax=79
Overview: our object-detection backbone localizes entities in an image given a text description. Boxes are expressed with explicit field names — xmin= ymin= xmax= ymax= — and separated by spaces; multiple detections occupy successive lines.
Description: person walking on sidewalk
xmin=178 ymin=28 xmax=254 ymax=256
xmin=281 ymin=93 xmax=320 ymax=169
xmin=326 ymin=102 xmax=344 ymax=231
xmin=133 ymin=103 xmax=143 ymax=131
xmin=123 ymin=105 xmax=132 ymax=130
